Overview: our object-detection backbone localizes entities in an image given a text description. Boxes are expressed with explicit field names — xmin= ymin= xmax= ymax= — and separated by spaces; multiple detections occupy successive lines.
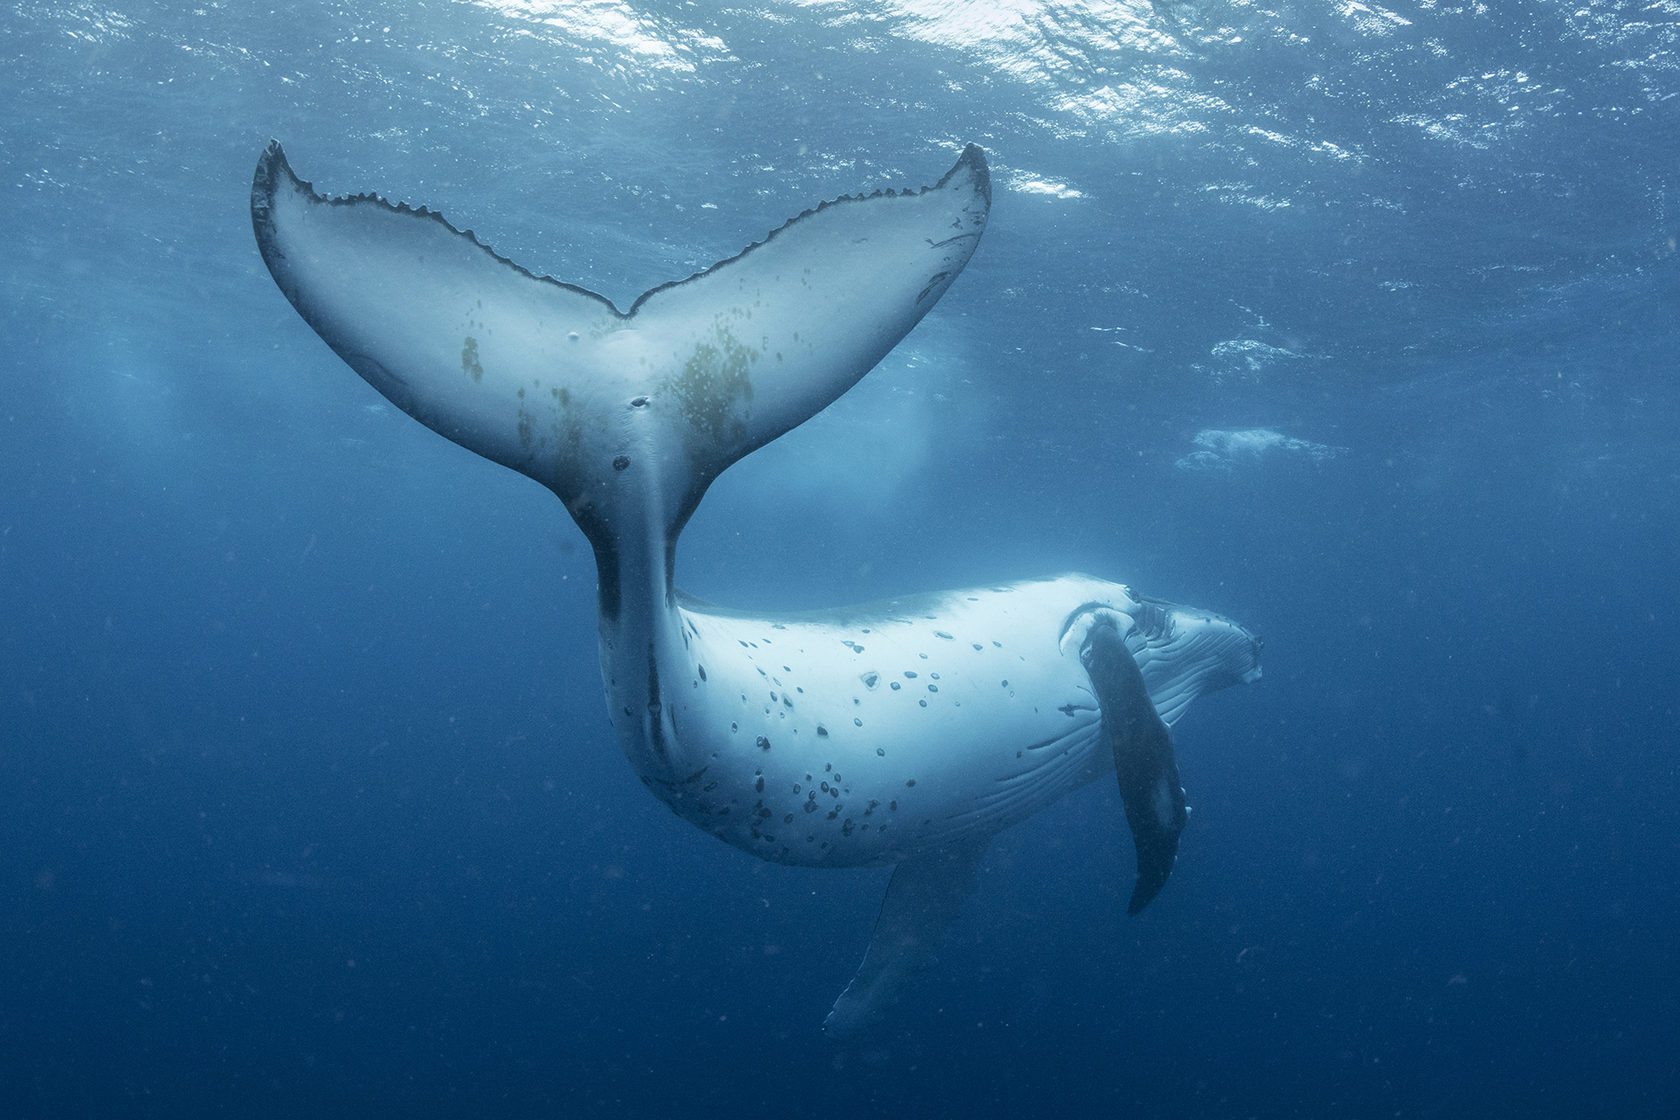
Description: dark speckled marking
xmin=816 ymin=724 xmax=829 ymax=737
xmin=757 ymin=735 xmax=772 ymax=751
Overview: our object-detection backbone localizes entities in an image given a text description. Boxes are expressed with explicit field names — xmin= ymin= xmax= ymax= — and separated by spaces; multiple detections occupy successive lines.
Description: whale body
xmin=250 ymin=142 xmax=1262 ymax=1033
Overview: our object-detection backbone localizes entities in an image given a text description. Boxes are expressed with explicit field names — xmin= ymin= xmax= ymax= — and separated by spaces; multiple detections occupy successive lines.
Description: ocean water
xmin=3 ymin=1 xmax=1678 ymax=1115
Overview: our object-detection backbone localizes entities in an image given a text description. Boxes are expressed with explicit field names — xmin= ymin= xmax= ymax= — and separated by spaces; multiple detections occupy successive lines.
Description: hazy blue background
xmin=3 ymin=1 xmax=1677 ymax=1115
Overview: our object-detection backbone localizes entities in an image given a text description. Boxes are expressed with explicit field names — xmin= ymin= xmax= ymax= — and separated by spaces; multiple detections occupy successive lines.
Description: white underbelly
xmin=643 ymin=579 xmax=1127 ymax=866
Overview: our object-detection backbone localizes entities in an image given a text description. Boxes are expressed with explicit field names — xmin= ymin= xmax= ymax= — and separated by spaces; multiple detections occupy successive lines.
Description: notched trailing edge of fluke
xmin=251 ymin=139 xmax=617 ymax=315
xmin=251 ymin=139 xmax=991 ymax=319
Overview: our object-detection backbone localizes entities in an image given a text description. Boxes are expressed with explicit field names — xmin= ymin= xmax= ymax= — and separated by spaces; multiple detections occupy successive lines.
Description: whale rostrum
xmin=251 ymin=142 xmax=1262 ymax=1034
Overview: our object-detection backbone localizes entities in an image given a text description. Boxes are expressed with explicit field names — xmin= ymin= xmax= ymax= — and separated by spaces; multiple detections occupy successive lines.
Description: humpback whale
xmin=250 ymin=142 xmax=1262 ymax=1034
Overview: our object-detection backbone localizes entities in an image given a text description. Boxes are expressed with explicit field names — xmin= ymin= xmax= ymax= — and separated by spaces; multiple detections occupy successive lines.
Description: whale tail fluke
xmin=251 ymin=142 xmax=991 ymax=570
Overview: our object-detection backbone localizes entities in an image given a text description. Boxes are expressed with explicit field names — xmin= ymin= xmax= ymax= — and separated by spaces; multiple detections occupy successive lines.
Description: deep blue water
xmin=4 ymin=1 xmax=1678 ymax=1116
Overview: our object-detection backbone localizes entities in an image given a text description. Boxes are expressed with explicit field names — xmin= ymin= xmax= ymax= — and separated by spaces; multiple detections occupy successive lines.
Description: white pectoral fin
xmin=824 ymin=844 xmax=987 ymax=1038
